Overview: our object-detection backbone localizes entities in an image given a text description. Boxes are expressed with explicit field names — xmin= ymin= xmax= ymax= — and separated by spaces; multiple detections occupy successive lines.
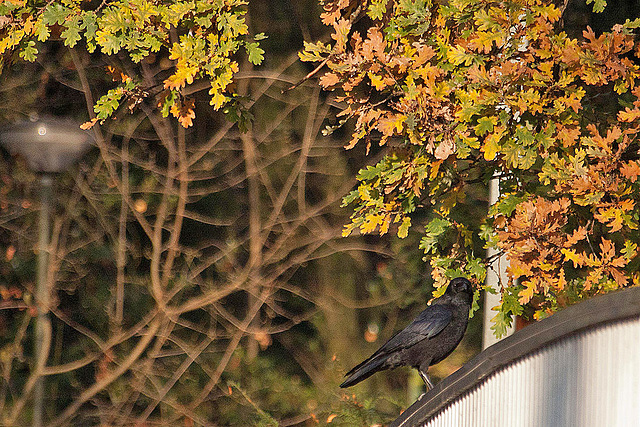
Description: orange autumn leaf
xmin=170 ymin=98 xmax=196 ymax=128
xmin=80 ymin=118 xmax=98 ymax=130
xmin=320 ymin=72 xmax=340 ymax=88
xmin=618 ymin=107 xmax=640 ymax=122
xmin=621 ymin=161 xmax=640 ymax=183
xmin=434 ymin=139 xmax=455 ymax=160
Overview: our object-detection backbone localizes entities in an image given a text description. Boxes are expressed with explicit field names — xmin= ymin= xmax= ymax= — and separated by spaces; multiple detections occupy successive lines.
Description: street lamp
xmin=0 ymin=116 xmax=92 ymax=427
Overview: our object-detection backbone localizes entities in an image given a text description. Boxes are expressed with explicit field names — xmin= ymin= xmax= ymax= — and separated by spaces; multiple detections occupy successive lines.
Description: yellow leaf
xmin=209 ymin=90 xmax=227 ymax=110
xmin=483 ymin=137 xmax=499 ymax=161
xmin=518 ymin=279 xmax=537 ymax=304
xmin=538 ymin=262 xmax=554 ymax=272
xmin=361 ymin=213 xmax=383 ymax=234
xmin=470 ymin=30 xmax=503 ymax=54
xmin=397 ymin=216 xmax=411 ymax=238
xmin=394 ymin=115 xmax=406 ymax=133
xmin=342 ymin=223 xmax=355 ymax=237
xmin=508 ymin=261 xmax=532 ymax=277
xmin=447 ymin=45 xmax=474 ymax=66
xmin=561 ymin=248 xmax=584 ymax=267
xmin=368 ymin=73 xmax=387 ymax=91
xmin=430 ymin=160 xmax=443 ymax=179
xmin=482 ymin=125 xmax=504 ymax=161
xmin=595 ymin=207 xmax=624 ymax=233
xmin=358 ymin=184 xmax=372 ymax=202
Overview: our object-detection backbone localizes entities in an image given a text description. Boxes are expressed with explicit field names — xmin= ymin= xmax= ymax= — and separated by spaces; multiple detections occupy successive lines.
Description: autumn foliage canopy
xmin=302 ymin=0 xmax=640 ymax=335
xmin=0 ymin=0 xmax=265 ymax=128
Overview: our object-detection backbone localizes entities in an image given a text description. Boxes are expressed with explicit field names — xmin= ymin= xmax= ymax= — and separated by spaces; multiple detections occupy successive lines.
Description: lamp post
xmin=0 ymin=116 xmax=92 ymax=426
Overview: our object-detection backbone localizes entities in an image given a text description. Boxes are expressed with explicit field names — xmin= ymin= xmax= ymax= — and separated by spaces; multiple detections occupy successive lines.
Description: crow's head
xmin=445 ymin=277 xmax=473 ymax=302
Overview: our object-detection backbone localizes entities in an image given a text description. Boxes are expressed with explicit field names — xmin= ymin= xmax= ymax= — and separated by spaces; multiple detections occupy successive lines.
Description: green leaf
xmin=538 ymin=153 xmax=571 ymax=185
xmin=163 ymin=2 xmax=193 ymax=26
xmin=491 ymin=291 xmax=522 ymax=337
xmin=34 ymin=19 xmax=50 ymax=42
xmin=623 ymin=18 xmax=640 ymax=30
xmin=622 ymin=241 xmax=638 ymax=260
xmin=83 ymin=11 xmax=97 ymax=39
xmin=419 ymin=217 xmax=452 ymax=254
xmin=218 ymin=11 xmax=248 ymax=38
xmin=470 ymin=289 xmax=481 ymax=317
xmin=479 ymin=223 xmax=498 ymax=248
xmin=97 ymin=31 xmax=122 ymax=55
xmin=494 ymin=193 xmax=527 ymax=216
xmin=536 ymin=125 xmax=555 ymax=151
xmin=502 ymin=141 xmax=521 ymax=168
xmin=502 ymin=141 xmax=537 ymax=169
xmin=160 ymin=90 xmax=178 ymax=118
xmin=245 ymin=42 xmax=264 ymax=65
xmin=368 ymin=0 xmax=389 ymax=20
xmin=514 ymin=124 xmax=535 ymax=146
xmin=384 ymin=165 xmax=404 ymax=185
xmin=447 ymin=45 xmax=476 ymax=66
xmin=466 ymin=257 xmax=486 ymax=281
xmin=341 ymin=190 xmax=360 ymax=207
xmin=586 ymin=0 xmax=607 ymax=13
xmin=94 ymin=87 xmax=124 ymax=120
xmin=61 ymin=15 xmax=82 ymax=48
xmin=19 ymin=40 xmax=38 ymax=62
xmin=299 ymin=41 xmax=330 ymax=62
xmin=357 ymin=162 xmax=386 ymax=181
xmin=490 ymin=310 xmax=512 ymax=338
xmin=474 ymin=8 xmax=501 ymax=31
xmin=42 ymin=4 xmax=70 ymax=26
xmin=474 ymin=116 xmax=497 ymax=136
xmin=425 ymin=217 xmax=451 ymax=235
xmin=99 ymin=6 xmax=131 ymax=35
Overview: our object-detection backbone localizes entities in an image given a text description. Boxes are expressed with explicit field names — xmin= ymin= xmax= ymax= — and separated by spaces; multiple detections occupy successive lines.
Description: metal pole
xmin=33 ymin=173 xmax=53 ymax=427
xmin=483 ymin=177 xmax=514 ymax=349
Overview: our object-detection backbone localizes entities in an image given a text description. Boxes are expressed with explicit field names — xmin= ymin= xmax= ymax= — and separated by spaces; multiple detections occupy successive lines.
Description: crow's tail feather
xmin=339 ymin=355 xmax=387 ymax=388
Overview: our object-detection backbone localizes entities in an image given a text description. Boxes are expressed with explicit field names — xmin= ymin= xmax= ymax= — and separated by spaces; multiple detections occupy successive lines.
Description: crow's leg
xmin=418 ymin=369 xmax=434 ymax=390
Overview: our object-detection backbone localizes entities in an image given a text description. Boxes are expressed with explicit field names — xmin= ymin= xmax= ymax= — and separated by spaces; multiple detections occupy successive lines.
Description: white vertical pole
xmin=483 ymin=177 xmax=514 ymax=349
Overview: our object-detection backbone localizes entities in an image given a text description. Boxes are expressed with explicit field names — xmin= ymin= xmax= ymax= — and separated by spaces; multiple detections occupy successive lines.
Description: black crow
xmin=340 ymin=277 xmax=473 ymax=389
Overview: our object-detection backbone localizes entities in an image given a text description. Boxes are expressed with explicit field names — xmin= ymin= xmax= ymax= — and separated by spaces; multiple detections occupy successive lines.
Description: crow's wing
xmin=374 ymin=304 xmax=452 ymax=356
xmin=341 ymin=303 xmax=453 ymax=387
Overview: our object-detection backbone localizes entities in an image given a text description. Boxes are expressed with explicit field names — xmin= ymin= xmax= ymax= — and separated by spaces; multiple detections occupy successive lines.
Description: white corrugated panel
xmin=422 ymin=317 xmax=640 ymax=427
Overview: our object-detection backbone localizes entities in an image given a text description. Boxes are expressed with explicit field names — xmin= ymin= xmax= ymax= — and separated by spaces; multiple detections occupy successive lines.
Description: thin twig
xmin=282 ymin=55 xmax=330 ymax=93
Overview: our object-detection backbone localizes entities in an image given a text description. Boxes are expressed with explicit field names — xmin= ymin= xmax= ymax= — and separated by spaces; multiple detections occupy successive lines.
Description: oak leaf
xmin=621 ymin=161 xmax=640 ymax=183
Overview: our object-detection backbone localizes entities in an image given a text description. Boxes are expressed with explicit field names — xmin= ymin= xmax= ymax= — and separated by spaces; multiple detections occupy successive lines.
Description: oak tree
xmin=303 ymin=0 xmax=640 ymax=335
